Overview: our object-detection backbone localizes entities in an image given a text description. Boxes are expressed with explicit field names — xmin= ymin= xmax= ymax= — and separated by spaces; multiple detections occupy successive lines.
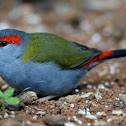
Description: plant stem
xmin=2 ymin=100 xmax=5 ymax=118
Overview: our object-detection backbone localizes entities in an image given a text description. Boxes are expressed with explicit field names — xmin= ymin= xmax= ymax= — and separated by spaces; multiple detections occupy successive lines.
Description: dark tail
xmin=81 ymin=49 xmax=126 ymax=69
xmin=103 ymin=49 xmax=126 ymax=60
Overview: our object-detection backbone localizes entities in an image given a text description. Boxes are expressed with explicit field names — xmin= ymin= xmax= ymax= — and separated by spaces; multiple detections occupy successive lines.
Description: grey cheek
xmin=2 ymin=44 xmax=12 ymax=50
xmin=1 ymin=44 xmax=23 ymax=58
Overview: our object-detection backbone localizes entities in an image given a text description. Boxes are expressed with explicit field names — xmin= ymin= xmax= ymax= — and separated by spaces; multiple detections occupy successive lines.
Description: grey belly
xmin=1 ymin=61 xmax=86 ymax=96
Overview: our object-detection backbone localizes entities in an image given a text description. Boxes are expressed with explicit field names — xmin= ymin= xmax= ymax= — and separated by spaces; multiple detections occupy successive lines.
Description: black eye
xmin=0 ymin=41 xmax=8 ymax=47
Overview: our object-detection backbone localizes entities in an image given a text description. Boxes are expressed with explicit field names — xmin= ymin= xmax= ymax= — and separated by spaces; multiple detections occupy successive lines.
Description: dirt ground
xmin=0 ymin=0 xmax=126 ymax=126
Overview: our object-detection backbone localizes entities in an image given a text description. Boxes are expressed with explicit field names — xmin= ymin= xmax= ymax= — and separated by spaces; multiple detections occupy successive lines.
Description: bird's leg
xmin=37 ymin=95 xmax=57 ymax=103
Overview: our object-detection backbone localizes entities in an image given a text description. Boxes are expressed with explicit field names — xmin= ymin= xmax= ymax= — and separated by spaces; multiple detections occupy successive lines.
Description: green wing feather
xmin=21 ymin=33 xmax=101 ymax=69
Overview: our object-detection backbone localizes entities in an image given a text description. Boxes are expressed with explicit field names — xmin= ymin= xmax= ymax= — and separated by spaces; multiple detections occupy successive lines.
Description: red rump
xmin=81 ymin=51 xmax=114 ymax=69
xmin=0 ymin=34 xmax=22 ymax=46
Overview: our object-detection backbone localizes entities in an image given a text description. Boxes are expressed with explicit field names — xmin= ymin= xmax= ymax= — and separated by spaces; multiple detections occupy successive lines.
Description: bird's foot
xmin=37 ymin=95 xmax=57 ymax=103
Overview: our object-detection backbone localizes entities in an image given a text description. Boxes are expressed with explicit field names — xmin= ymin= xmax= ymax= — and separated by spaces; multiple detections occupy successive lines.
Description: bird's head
xmin=0 ymin=29 xmax=29 ymax=58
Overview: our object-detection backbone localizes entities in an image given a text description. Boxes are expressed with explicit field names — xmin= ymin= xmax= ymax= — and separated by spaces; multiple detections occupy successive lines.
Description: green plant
xmin=0 ymin=88 xmax=20 ymax=117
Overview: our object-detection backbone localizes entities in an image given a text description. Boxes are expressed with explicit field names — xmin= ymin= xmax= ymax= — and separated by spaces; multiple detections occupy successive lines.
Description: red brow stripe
xmin=0 ymin=34 xmax=22 ymax=45
xmin=81 ymin=51 xmax=114 ymax=69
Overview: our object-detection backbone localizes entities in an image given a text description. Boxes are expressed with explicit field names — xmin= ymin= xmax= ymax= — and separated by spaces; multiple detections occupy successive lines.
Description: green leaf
xmin=3 ymin=88 xmax=14 ymax=99
xmin=0 ymin=90 xmax=4 ymax=98
xmin=5 ymin=97 xmax=20 ymax=105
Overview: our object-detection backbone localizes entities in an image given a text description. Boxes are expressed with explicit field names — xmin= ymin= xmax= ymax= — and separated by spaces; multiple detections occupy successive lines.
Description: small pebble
xmin=123 ymin=113 xmax=126 ymax=117
xmin=42 ymin=116 xmax=66 ymax=126
xmin=107 ymin=118 xmax=111 ymax=123
xmin=87 ymin=123 xmax=91 ymax=126
xmin=112 ymin=110 xmax=124 ymax=115
xmin=11 ymin=111 xmax=15 ymax=115
xmin=94 ymin=92 xmax=102 ymax=100
xmin=1 ymin=84 xmax=9 ymax=90
xmin=96 ymin=112 xmax=102 ymax=116
xmin=73 ymin=117 xmax=78 ymax=122
xmin=85 ymin=114 xmax=97 ymax=120
xmin=65 ymin=122 xmax=76 ymax=126
xmin=78 ymin=108 xmax=91 ymax=115
xmin=105 ymin=82 xmax=109 ymax=86
xmin=94 ymin=121 xmax=107 ymax=126
xmin=36 ymin=111 xmax=45 ymax=116
xmin=121 ymin=90 xmax=124 ymax=94
xmin=73 ymin=116 xmax=82 ymax=124
xmin=75 ymin=89 xmax=79 ymax=92
xmin=119 ymin=94 xmax=126 ymax=103
xmin=87 ymin=85 xmax=92 ymax=89
xmin=78 ymin=120 xmax=82 ymax=124
xmin=26 ymin=121 xmax=31 ymax=125
xmin=115 ymin=97 xmax=120 ymax=100
xmin=114 ymin=103 xmax=124 ymax=109
xmin=98 ymin=84 xmax=105 ymax=89
xmin=91 ymin=33 xmax=101 ymax=43
xmin=65 ymin=95 xmax=81 ymax=103
xmin=33 ymin=115 xmax=37 ymax=120
xmin=81 ymin=92 xmax=93 ymax=98
xmin=68 ymin=117 xmax=71 ymax=120
xmin=110 ymin=81 xmax=115 ymax=85
xmin=4 ymin=112 xmax=9 ymax=119
xmin=105 ymin=105 xmax=108 ymax=108
xmin=73 ymin=116 xmax=76 ymax=119
xmin=70 ymin=104 xmax=74 ymax=108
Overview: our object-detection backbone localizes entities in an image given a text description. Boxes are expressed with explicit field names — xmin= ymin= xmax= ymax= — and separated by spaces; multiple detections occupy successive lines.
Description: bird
xmin=0 ymin=29 xmax=126 ymax=97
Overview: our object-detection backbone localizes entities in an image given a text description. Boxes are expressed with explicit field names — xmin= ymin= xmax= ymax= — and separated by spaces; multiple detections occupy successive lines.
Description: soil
xmin=0 ymin=0 xmax=126 ymax=126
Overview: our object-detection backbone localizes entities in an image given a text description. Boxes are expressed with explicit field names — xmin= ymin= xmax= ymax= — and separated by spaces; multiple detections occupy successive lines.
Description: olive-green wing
xmin=21 ymin=33 xmax=101 ymax=69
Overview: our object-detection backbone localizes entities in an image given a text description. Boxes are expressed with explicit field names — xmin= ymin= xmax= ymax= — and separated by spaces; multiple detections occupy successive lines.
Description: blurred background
xmin=0 ymin=0 xmax=126 ymax=51
xmin=0 ymin=1 xmax=126 ymax=125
